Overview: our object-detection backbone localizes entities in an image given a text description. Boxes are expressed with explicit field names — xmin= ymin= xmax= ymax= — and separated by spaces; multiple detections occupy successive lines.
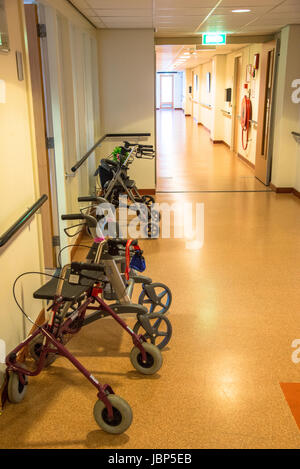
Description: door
xmin=160 ymin=75 xmax=174 ymax=109
xmin=233 ymin=56 xmax=242 ymax=153
xmin=24 ymin=4 xmax=56 ymax=268
xmin=255 ymin=40 xmax=278 ymax=184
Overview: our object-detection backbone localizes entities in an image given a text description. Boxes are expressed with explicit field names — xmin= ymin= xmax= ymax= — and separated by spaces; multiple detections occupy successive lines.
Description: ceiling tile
xmin=101 ymin=17 xmax=153 ymax=28
xmin=156 ymin=7 xmax=213 ymax=16
xmin=156 ymin=0 xmax=217 ymax=7
xmin=221 ymin=0 xmax=284 ymax=5
xmin=90 ymin=9 xmax=153 ymax=17
xmin=87 ymin=0 xmax=152 ymax=8
xmin=68 ymin=0 xmax=300 ymax=37
xmin=71 ymin=0 xmax=90 ymax=8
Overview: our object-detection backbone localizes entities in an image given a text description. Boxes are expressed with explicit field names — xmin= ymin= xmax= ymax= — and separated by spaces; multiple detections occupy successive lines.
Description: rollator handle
xmin=61 ymin=213 xmax=98 ymax=228
xmin=123 ymin=142 xmax=154 ymax=150
xmin=107 ymin=238 xmax=138 ymax=247
xmin=61 ymin=214 xmax=85 ymax=221
xmin=78 ymin=196 xmax=107 ymax=204
xmin=71 ymin=262 xmax=105 ymax=273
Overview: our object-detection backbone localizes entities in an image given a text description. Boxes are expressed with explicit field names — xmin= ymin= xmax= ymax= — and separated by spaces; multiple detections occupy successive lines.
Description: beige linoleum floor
xmin=0 ymin=111 xmax=300 ymax=449
xmin=156 ymin=110 xmax=270 ymax=193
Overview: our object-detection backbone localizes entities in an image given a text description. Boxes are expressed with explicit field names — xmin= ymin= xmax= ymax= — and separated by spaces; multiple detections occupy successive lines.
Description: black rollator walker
xmin=95 ymin=142 xmax=160 ymax=237
xmin=5 ymin=256 xmax=163 ymax=434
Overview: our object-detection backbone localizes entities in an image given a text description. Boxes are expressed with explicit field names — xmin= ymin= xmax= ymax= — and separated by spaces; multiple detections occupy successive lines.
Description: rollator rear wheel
xmin=139 ymin=283 xmax=172 ymax=314
xmin=130 ymin=342 xmax=163 ymax=375
xmin=7 ymin=372 xmax=28 ymax=404
xmin=150 ymin=209 xmax=161 ymax=223
xmin=93 ymin=394 xmax=133 ymax=434
xmin=133 ymin=313 xmax=172 ymax=350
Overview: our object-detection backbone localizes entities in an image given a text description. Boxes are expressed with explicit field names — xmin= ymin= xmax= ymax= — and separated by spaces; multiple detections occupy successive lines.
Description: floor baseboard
xmin=237 ymin=152 xmax=255 ymax=170
xmin=139 ymin=189 xmax=156 ymax=195
xmin=270 ymin=183 xmax=300 ymax=198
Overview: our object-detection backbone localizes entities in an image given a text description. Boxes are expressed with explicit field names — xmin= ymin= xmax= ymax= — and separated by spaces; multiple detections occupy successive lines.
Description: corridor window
xmin=0 ymin=0 xmax=9 ymax=52
xmin=194 ymin=74 xmax=198 ymax=93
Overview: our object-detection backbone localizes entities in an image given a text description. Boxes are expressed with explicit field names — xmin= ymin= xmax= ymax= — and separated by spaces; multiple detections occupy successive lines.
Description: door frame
xmin=255 ymin=39 xmax=280 ymax=185
xmin=24 ymin=4 xmax=56 ymax=268
xmin=232 ymin=54 xmax=242 ymax=153
xmin=38 ymin=3 xmax=70 ymax=265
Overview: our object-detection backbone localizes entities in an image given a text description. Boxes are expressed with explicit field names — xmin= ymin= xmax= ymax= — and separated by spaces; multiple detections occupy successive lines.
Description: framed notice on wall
xmin=207 ymin=72 xmax=211 ymax=93
xmin=0 ymin=0 xmax=10 ymax=52
xmin=246 ymin=64 xmax=253 ymax=83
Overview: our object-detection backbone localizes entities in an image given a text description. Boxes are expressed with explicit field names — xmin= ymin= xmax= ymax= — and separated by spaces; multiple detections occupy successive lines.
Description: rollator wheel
xmin=133 ymin=313 xmax=172 ymax=350
xmin=144 ymin=222 xmax=159 ymax=239
xmin=142 ymin=195 xmax=155 ymax=206
xmin=149 ymin=209 xmax=161 ymax=223
xmin=93 ymin=394 xmax=133 ymax=434
xmin=7 ymin=372 xmax=28 ymax=404
xmin=139 ymin=283 xmax=172 ymax=314
xmin=130 ymin=342 xmax=163 ymax=375
xmin=29 ymin=333 xmax=57 ymax=367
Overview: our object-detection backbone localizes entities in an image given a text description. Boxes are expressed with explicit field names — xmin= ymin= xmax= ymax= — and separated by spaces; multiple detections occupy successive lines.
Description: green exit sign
xmin=202 ymin=33 xmax=227 ymax=45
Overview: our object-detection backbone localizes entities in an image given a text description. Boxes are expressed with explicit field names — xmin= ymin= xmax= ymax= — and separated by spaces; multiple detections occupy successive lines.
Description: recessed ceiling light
xmin=232 ymin=9 xmax=251 ymax=13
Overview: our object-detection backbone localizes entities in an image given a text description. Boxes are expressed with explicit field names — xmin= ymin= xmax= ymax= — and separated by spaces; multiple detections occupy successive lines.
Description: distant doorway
xmin=160 ymin=75 xmax=174 ymax=109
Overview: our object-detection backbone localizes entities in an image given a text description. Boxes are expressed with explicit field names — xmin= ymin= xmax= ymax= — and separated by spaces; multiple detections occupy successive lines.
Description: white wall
xmin=211 ymin=55 xmax=226 ymax=142
xmin=183 ymin=69 xmax=192 ymax=115
xmin=271 ymin=25 xmax=300 ymax=190
xmin=37 ymin=0 xmax=99 ymax=260
xmin=0 ymin=0 xmax=44 ymax=383
xmin=97 ymin=29 xmax=156 ymax=190
xmin=190 ymin=61 xmax=213 ymax=131
xmin=0 ymin=0 xmax=100 ymax=384
xmin=156 ymin=72 xmax=184 ymax=109
xmin=189 ymin=44 xmax=263 ymax=164
xmin=227 ymin=44 xmax=263 ymax=165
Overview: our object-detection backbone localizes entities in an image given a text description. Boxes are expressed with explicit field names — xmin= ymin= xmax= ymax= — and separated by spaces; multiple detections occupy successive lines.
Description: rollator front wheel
xmin=130 ymin=342 xmax=163 ymax=375
xmin=142 ymin=195 xmax=155 ymax=206
xmin=144 ymin=222 xmax=159 ymax=239
xmin=93 ymin=394 xmax=133 ymax=434
xmin=133 ymin=313 xmax=172 ymax=350
xmin=7 ymin=371 xmax=28 ymax=404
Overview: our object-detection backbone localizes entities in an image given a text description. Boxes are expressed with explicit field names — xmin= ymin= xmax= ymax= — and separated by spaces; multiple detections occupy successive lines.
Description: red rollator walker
xmin=4 ymin=260 xmax=163 ymax=435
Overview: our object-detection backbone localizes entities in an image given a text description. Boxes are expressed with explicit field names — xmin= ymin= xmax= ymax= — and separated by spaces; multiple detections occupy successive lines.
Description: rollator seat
xmin=115 ymin=179 xmax=135 ymax=190
xmin=33 ymin=269 xmax=102 ymax=301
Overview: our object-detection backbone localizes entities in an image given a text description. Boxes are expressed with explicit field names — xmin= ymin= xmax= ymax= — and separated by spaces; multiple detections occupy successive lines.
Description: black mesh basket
xmin=95 ymin=161 xmax=114 ymax=189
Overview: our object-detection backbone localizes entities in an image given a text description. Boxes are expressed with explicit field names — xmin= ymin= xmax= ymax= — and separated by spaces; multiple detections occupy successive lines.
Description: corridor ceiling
xmin=71 ymin=0 xmax=300 ymax=36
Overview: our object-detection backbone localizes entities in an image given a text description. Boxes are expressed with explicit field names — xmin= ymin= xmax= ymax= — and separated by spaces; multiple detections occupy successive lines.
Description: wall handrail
xmin=71 ymin=132 xmax=151 ymax=173
xmin=0 ymin=194 xmax=48 ymax=248
xmin=292 ymin=131 xmax=300 ymax=144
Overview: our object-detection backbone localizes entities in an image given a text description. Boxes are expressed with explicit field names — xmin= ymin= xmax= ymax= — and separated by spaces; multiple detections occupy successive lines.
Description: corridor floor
xmin=0 ymin=112 xmax=300 ymax=449
xmin=156 ymin=109 xmax=270 ymax=193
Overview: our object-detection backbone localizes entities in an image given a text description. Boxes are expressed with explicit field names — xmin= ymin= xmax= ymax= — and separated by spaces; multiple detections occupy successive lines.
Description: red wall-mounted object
xmin=253 ymin=53 xmax=260 ymax=70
